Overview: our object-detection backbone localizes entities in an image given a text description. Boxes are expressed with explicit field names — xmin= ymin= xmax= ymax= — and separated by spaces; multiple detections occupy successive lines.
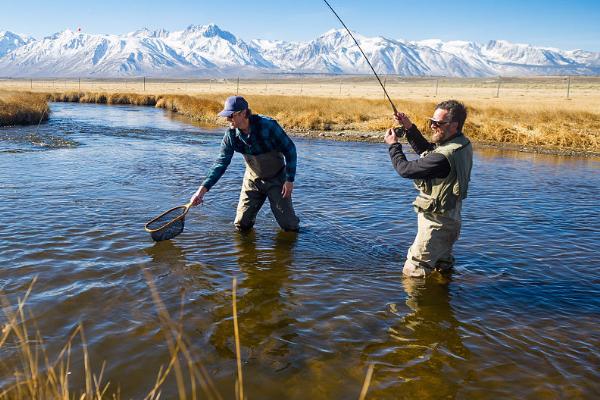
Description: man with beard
xmin=384 ymin=100 xmax=473 ymax=277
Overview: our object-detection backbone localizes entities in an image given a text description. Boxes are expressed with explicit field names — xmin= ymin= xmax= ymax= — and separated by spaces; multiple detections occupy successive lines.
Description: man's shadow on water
xmin=210 ymin=230 xmax=299 ymax=370
xmin=365 ymin=275 xmax=471 ymax=398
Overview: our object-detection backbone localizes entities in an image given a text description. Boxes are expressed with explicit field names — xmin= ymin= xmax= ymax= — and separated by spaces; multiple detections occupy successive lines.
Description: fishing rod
xmin=322 ymin=0 xmax=398 ymax=115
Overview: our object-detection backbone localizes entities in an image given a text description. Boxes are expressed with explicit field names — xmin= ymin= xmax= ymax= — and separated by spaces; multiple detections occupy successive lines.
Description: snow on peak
xmin=0 ymin=25 xmax=598 ymax=78
xmin=181 ymin=24 xmax=234 ymax=41
xmin=0 ymin=31 xmax=34 ymax=57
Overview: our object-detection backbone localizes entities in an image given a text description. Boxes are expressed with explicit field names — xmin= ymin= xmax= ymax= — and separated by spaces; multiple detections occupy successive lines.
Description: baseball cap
xmin=218 ymin=96 xmax=249 ymax=117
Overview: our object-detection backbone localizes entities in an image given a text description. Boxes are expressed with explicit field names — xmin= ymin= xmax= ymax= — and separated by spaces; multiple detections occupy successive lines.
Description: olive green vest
xmin=412 ymin=133 xmax=473 ymax=215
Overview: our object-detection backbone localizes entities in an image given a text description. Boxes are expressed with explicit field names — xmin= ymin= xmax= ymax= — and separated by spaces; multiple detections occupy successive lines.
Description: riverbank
xmin=0 ymin=91 xmax=49 ymax=126
xmin=3 ymin=90 xmax=599 ymax=156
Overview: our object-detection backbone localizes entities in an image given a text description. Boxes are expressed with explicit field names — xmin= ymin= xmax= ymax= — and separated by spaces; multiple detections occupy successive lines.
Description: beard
xmin=431 ymin=131 xmax=444 ymax=143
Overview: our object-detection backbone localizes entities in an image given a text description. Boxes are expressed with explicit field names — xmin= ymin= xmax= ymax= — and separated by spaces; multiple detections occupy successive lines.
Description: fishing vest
xmin=412 ymin=133 xmax=473 ymax=216
xmin=243 ymin=151 xmax=285 ymax=180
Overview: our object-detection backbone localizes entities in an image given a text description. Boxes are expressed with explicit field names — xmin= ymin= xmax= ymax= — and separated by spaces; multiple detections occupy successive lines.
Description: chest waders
xmin=403 ymin=134 xmax=473 ymax=277
xmin=234 ymin=151 xmax=299 ymax=232
xmin=243 ymin=151 xmax=285 ymax=180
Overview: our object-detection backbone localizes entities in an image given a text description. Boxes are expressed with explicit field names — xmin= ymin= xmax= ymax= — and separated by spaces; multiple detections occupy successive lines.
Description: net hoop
xmin=144 ymin=203 xmax=191 ymax=233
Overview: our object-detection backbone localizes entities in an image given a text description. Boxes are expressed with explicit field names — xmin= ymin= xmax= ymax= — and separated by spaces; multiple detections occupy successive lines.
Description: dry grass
xmin=43 ymin=91 xmax=600 ymax=153
xmin=3 ymin=78 xmax=599 ymax=153
xmin=0 ymin=278 xmax=110 ymax=399
xmin=155 ymin=95 xmax=222 ymax=124
xmin=0 ymin=92 xmax=49 ymax=127
xmin=212 ymin=94 xmax=600 ymax=153
xmin=46 ymin=92 xmax=157 ymax=106
xmin=2 ymin=76 xmax=598 ymax=108
xmin=466 ymin=105 xmax=600 ymax=152
xmin=0 ymin=276 xmax=222 ymax=400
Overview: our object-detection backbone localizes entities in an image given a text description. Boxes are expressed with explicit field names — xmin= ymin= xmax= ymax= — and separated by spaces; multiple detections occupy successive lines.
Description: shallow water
xmin=1 ymin=103 xmax=599 ymax=399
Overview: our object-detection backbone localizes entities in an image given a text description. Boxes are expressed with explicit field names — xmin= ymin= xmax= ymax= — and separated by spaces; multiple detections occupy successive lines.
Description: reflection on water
xmin=144 ymin=240 xmax=188 ymax=277
xmin=210 ymin=231 xmax=298 ymax=365
xmin=0 ymin=103 xmax=599 ymax=398
xmin=366 ymin=276 xmax=470 ymax=398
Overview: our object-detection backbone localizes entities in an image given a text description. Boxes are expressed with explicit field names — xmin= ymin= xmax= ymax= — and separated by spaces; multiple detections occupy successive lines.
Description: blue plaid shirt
xmin=201 ymin=114 xmax=297 ymax=190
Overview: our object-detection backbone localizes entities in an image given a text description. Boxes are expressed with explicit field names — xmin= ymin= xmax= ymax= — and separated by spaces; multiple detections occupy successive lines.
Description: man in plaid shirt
xmin=190 ymin=96 xmax=299 ymax=232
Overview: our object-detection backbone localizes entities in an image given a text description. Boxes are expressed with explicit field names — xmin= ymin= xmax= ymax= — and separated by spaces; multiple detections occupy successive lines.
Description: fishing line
xmin=322 ymin=0 xmax=398 ymax=114
xmin=34 ymin=105 xmax=47 ymax=136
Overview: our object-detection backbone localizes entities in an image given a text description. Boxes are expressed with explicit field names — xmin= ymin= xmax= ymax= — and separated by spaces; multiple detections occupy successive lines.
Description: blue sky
xmin=1 ymin=0 xmax=599 ymax=51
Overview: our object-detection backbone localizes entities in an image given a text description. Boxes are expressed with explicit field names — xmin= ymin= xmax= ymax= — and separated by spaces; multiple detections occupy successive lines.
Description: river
xmin=1 ymin=103 xmax=599 ymax=399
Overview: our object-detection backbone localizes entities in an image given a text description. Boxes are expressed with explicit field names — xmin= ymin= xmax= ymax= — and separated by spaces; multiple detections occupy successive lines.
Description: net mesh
xmin=146 ymin=206 xmax=187 ymax=241
xmin=150 ymin=218 xmax=185 ymax=241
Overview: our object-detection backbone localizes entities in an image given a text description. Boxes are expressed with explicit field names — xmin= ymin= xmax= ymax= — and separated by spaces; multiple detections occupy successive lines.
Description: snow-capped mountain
xmin=0 ymin=24 xmax=598 ymax=78
xmin=0 ymin=31 xmax=34 ymax=58
xmin=250 ymin=29 xmax=482 ymax=77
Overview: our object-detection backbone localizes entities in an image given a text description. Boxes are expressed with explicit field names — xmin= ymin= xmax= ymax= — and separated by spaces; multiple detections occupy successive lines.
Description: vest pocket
xmin=413 ymin=179 xmax=432 ymax=194
xmin=412 ymin=193 xmax=437 ymax=212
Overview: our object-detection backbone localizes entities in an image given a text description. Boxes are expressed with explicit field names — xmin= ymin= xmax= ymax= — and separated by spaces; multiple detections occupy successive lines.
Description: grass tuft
xmin=0 ymin=277 xmax=222 ymax=400
xmin=0 ymin=92 xmax=49 ymax=127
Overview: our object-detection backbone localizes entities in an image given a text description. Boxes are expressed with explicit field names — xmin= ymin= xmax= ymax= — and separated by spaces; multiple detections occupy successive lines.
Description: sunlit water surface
xmin=1 ymin=103 xmax=599 ymax=399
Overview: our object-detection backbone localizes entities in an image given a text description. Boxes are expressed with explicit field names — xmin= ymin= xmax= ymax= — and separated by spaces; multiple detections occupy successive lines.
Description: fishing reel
xmin=393 ymin=127 xmax=407 ymax=138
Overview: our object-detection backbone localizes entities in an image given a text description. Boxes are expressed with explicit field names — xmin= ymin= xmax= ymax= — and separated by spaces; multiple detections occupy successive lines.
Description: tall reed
xmin=0 ymin=276 xmax=221 ymax=400
xmin=0 ymin=278 xmax=110 ymax=399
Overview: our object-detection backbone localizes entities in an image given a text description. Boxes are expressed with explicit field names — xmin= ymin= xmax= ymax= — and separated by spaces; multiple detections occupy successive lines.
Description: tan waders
xmin=234 ymin=151 xmax=299 ymax=231
xmin=403 ymin=206 xmax=462 ymax=278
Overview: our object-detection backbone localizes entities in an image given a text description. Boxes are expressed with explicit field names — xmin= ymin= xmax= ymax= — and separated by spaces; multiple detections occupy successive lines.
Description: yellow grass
xmin=0 ymin=277 xmax=222 ymax=400
xmin=2 ymin=76 xmax=599 ymax=153
xmin=358 ymin=364 xmax=375 ymax=400
xmin=232 ymin=278 xmax=244 ymax=400
xmin=2 ymin=76 xmax=598 ymax=113
xmin=0 ymin=278 xmax=109 ymax=399
xmin=45 ymin=91 xmax=600 ymax=153
xmin=0 ymin=91 xmax=49 ymax=127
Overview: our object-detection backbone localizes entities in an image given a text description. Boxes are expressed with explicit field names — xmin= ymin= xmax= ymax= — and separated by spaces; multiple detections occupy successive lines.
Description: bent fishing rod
xmin=322 ymin=0 xmax=398 ymax=115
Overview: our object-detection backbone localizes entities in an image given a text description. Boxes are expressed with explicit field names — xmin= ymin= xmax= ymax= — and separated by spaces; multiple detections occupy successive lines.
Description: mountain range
xmin=1 ymin=24 xmax=599 ymax=78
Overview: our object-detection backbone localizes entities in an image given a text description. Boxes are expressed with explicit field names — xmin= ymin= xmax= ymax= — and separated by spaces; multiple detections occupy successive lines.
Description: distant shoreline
xmin=1 ymin=86 xmax=599 ymax=157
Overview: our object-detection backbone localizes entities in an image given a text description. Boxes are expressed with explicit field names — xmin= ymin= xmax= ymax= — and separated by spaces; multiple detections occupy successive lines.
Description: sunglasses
xmin=429 ymin=118 xmax=450 ymax=128
xmin=226 ymin=110 xmax=243 ymax=119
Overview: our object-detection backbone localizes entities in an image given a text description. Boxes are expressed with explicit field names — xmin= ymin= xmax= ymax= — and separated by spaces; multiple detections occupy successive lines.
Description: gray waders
xmin=235 ymin=151 xmax=299 ymax=231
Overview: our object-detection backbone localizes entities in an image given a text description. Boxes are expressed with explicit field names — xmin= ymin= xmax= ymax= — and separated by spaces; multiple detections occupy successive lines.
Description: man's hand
xmin=281 ymin=181 xmax=294 ymax=199
xmin=394 ymin=112 xmax=413 ymax=130
xmin=190 ymin=186 xmax=208 ymax=206
xmin=384 ymin=128 xmax=400 ymax=145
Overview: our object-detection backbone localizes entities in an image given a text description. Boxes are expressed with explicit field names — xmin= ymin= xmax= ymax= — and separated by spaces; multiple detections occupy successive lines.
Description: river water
xmin=1 ymin=103 xmax=599 ymax=399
